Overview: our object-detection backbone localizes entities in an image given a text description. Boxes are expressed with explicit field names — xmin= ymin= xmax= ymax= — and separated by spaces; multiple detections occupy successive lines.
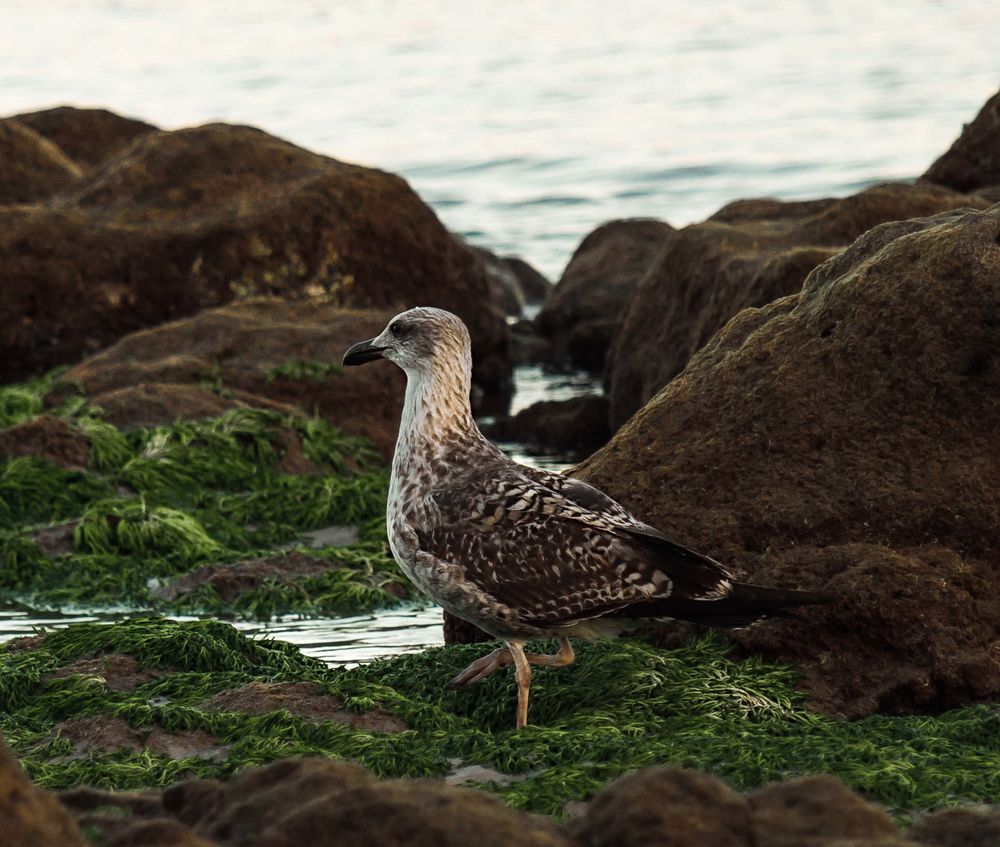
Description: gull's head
xmin=342 ymin=307 xmax=472 ymax=377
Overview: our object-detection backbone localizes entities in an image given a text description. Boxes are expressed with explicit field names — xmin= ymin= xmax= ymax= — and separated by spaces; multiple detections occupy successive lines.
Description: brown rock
xmin=62 ymin=300 xmax=405 ymax=459
xmin=749 ymin=775 xmax=901 ymax=846
xmin=0 ymin=118 xmax=81 ymax=203
xmin=1 ymin=121 xmax=509 ymax=390
xmin=909 ymin=805 xmax=1000 ymax=846
xmin=12 ymin=105 xmax=158 ymax=169
xmin=536 ymin=219 xmax=676 ymax=371
xmin=254 ymin=778 xmax=571 ymax=847
xmin=46 ymin=653 xmax=162 ymax=692
xmin=922 ymin=89 xmax=1000 ymax=193
xmin=205 ymin=680 xmax=407 ymax=732
xmin=107 ymin=819 xmax=217 ymax=847
xmin=0 ymin=732 xmax=87 ymax=846
xmin=0 ymin=415 xmax=89 ymax=470
xmin=606 ymin=182 xmax=988 ymax=427
xmin=576 ymin=204 xmax=1000 ymax=716
xmin=481 ymin=395 xmax=610 ymax=454
xmin=52 ymin=716 xmax=227 ymax=760
xmin=574 ymin=767 xmax=753 ymax=847
xmin=442 ymin=611 xmax=494 ymax=645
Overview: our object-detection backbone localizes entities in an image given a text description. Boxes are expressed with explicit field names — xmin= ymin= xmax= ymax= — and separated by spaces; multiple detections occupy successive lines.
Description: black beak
xmin=342 ymin=338 xmax=387 ymax=367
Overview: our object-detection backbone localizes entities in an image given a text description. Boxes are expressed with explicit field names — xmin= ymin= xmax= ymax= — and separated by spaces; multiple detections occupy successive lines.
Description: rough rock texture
xmin=60 ymin=300 xmax=405 ymax=459
xmin=577 ymin=205 xmax=1000 ymax=717
xmin=0 ymin=118 xmax=81 ymax=203
xmin=574 ymin=767 xmax=754 ymax=847
xmin=749 ymin=775 xmax=903 ymax=847
xmin=536 ymin=219 xmax=675 ymax=370
xmin=0 ymin=415 xmax=89 ymax=470
xmin=12 ymin=106 xmax=158 ymax=168
xmin=46 ymin=653 xmax=163 ymax=692
xmin=0 ymin=121 xmax=509 ymax=389
xmin=606 ymin=182 xmax=988 ymax=427
xmin=908 ymin=805 xmax=1000 ymax=847
xmin=53 ymin=716 xmax=228 ymax=761
xmin=0 ymin=733 xmax=87 ymax=846
xmin=922 ymin=88 xmax=1000 ymax=194
xmin=481 ymin=395 xmax=610 ymax=454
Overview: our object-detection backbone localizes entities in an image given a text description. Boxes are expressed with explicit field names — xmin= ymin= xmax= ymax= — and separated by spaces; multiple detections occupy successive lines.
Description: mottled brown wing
xmin=416 ymin=467 xmax=732 ymax=625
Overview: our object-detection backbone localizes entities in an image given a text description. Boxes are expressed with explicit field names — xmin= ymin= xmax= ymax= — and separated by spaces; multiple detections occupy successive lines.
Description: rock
xmin=204 ymin=681 xmax=408 ymax=732
xmin=605 ymin=182 xmax=988 ymax=427
xmin=908 ymin=805 xmax=1000 ymax=846
xmin=481 ymin=395 xmax=610 ymax=454
xmin=749 ymin=775 xmax=902 ymax=847
xmin=505 ymin=257 xmax=552 ymax=306
xmin=11 ymin=106 xmax=158 ymax=168
xmin=0 ymin=415 xmax=89 ymax=470
xmin=0 ymin=732 xmax=87 ymax=846
xmin=922 ymin=88 xmax=1000 ymax=193
xmin=574 ymin=767 xmax=753 ymax=847
xmin=442 ymin=611 xmax=494 ymax=645
xmin=46 ymin=653 xmax=163 ymax=692
xmin=576 ymin=204 xmax=1000 ymax=717
xmin=107 ymin=819 xmax=217 ymax=847
xmin=536 ymin=219 xmax=675 ymax=371
xmin=61 ymin=300 xmax=405 ymax=459
xmin=472 ymin=246 xmax=552 ymax=316
xmin=253 ymin=778 xmax=571 ymax=847
xmin=51 ymin=716 xmax=228 ymax=761
xmin=0 ymin=119 xmax=81 ymax=203
xmin=1 ymin=120 xmax=509 ymax=390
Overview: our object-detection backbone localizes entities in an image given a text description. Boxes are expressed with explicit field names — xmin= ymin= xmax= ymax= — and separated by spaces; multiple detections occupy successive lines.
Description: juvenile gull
xmin=343 ymin=307 xmax=832 ymax=729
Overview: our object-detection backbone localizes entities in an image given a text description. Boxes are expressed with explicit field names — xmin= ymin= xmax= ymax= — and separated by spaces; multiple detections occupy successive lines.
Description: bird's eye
xmin=389 ymin=322 xmax=406 ymax=337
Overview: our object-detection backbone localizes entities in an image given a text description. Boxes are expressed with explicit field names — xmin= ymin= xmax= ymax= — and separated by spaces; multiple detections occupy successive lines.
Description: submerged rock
xmin=535 ymin=219 xmax=675 ymax=371
xmin=577 ymin=204 xmax=1000 ymax=717
xmin=0 ymin=119 xmax=510 ymax=389
xmin=605 ymin=182 xmax=988 ymax=427
xmin=922 ymin=88 xmax=1000 ymax=195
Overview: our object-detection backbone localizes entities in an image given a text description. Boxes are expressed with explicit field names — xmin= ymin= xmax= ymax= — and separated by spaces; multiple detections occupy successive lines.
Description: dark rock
xmin=606 ymin=182 xmax=988 ymax=427
xmin=749 ymin=775 xmax=903 ymax=846
xmin=107 ymin=819 xmax=217 ymax=847
xmin=576 ymin=204 xmax=1000 ymax=717
xmin=909 ymin=805 xmax=1000 ymax=847
xmin=473 ymin=246 xmax=552 ymax=317
xmin=12 ymin=106 xmax=158 ymax=168
xmin=0 ymin=415 xmax=89 ymax=470
xmin=504 ymin=256 xmax=552 ymax=305
xmin=922 ymin=88 xmax=1000 ymax=193
xmin=61 ymin=300 xmax=405 ymax=459
xmin=482 ymin=395 xmax=610 ymax=453
xmin=510 ymin=318 xmax=556 ymax=365
xmin=442 ymin=611 xmax=494 ymax=645
xmin=0 ymin=732 xmax=87 ymax=846
xmin=1 ymin=121 xmax=509 ymax=390
xmin=205 ymin=681 xmax=408 ymax=732
xmin=574 ymin=767 xmax=753 ymax=847
xmin=0 ymin=119 xmax=81 ymax=203
xmin=58 ymin=785 xmax=163 ymax=817
xmin=536 ymin=219 xmax=675 ymax=371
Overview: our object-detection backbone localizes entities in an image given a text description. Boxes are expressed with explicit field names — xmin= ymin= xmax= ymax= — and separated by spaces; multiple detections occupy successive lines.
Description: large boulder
xmin=0 ymin=119 xmax=82 ymax=204
xmin=605 ymin=182 xmax=988 ymax=427
xmin=576 ymin=204 xmax=1000 ymax=717
xmin=61 ymin=299 xmax=405 ymax=459
xmin=12 ymin=105 xmax=157 ymax=168
xmin=0 ymin=121 xmax=509 ymax=390
xmin=535 ymin=219 xmax=675 ymax=371
xmin=922 ymin=88 xmax=1000 ymax=194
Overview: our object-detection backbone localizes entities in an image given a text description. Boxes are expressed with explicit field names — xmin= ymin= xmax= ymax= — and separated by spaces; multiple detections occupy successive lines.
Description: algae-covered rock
xmin=61 ymin=299 xmax=405 ymax=460
xmin=0 ymin=732 xmax=86 ymax=846
xmin=922 ymin=88 xmax=1000 ymax=194
xmin=12 ymin=105 xmax=158 ymax=169
xmin=535 ymin=218 xmax=676 ymax=371
xmin=0 ymin=120 xmax=510 ymax=390
xmin=605 ymin=182 xmax=989 ymax=427
xmin=577 ymin=204 xmax=1000 ymax=717
xmin=0 ymin=118 xmax=82 ymax=204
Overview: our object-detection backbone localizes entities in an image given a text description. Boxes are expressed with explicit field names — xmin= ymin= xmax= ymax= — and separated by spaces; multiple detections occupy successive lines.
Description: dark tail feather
xmin=616 ymin=583 xmax=836 ymax=629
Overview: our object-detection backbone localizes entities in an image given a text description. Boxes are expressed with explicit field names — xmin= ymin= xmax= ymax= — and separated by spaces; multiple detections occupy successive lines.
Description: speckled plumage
xmin=344 ymin=307 xmax=832 ymax=727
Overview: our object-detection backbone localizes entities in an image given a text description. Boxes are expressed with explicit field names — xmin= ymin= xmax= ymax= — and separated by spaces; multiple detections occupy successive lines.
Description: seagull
xmin=343 ymin=307 xmax=832 ymax=729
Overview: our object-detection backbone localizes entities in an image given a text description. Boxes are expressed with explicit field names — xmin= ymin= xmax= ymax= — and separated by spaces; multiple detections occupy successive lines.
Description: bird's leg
xmin=447 ymin=647 xmax=513 ymax=688
xmin=525 ymin=637 xmax=575 ymax=668
xmin=507 ymin=640 xmax=532 ymax=730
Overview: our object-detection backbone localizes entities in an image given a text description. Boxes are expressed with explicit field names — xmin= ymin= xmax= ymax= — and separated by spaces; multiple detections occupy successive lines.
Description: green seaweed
xmin=1 ymin=619 xmax=998 ymax=820
xmin=264 ymin=358 xmax=343 ymax=384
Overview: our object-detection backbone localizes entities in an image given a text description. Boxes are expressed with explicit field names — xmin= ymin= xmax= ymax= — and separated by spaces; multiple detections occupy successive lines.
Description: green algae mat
xmin=1 ymin=618 xmax=997 ymax=820
xmin=0 ymin=371 xmax=411 ymax=618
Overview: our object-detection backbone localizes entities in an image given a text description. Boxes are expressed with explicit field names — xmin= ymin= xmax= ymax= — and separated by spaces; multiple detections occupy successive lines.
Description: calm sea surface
xmin=0 ymin=1 xmax=997 ymax=656
xmin=1 ymin=1 xmax=998 ymax=279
